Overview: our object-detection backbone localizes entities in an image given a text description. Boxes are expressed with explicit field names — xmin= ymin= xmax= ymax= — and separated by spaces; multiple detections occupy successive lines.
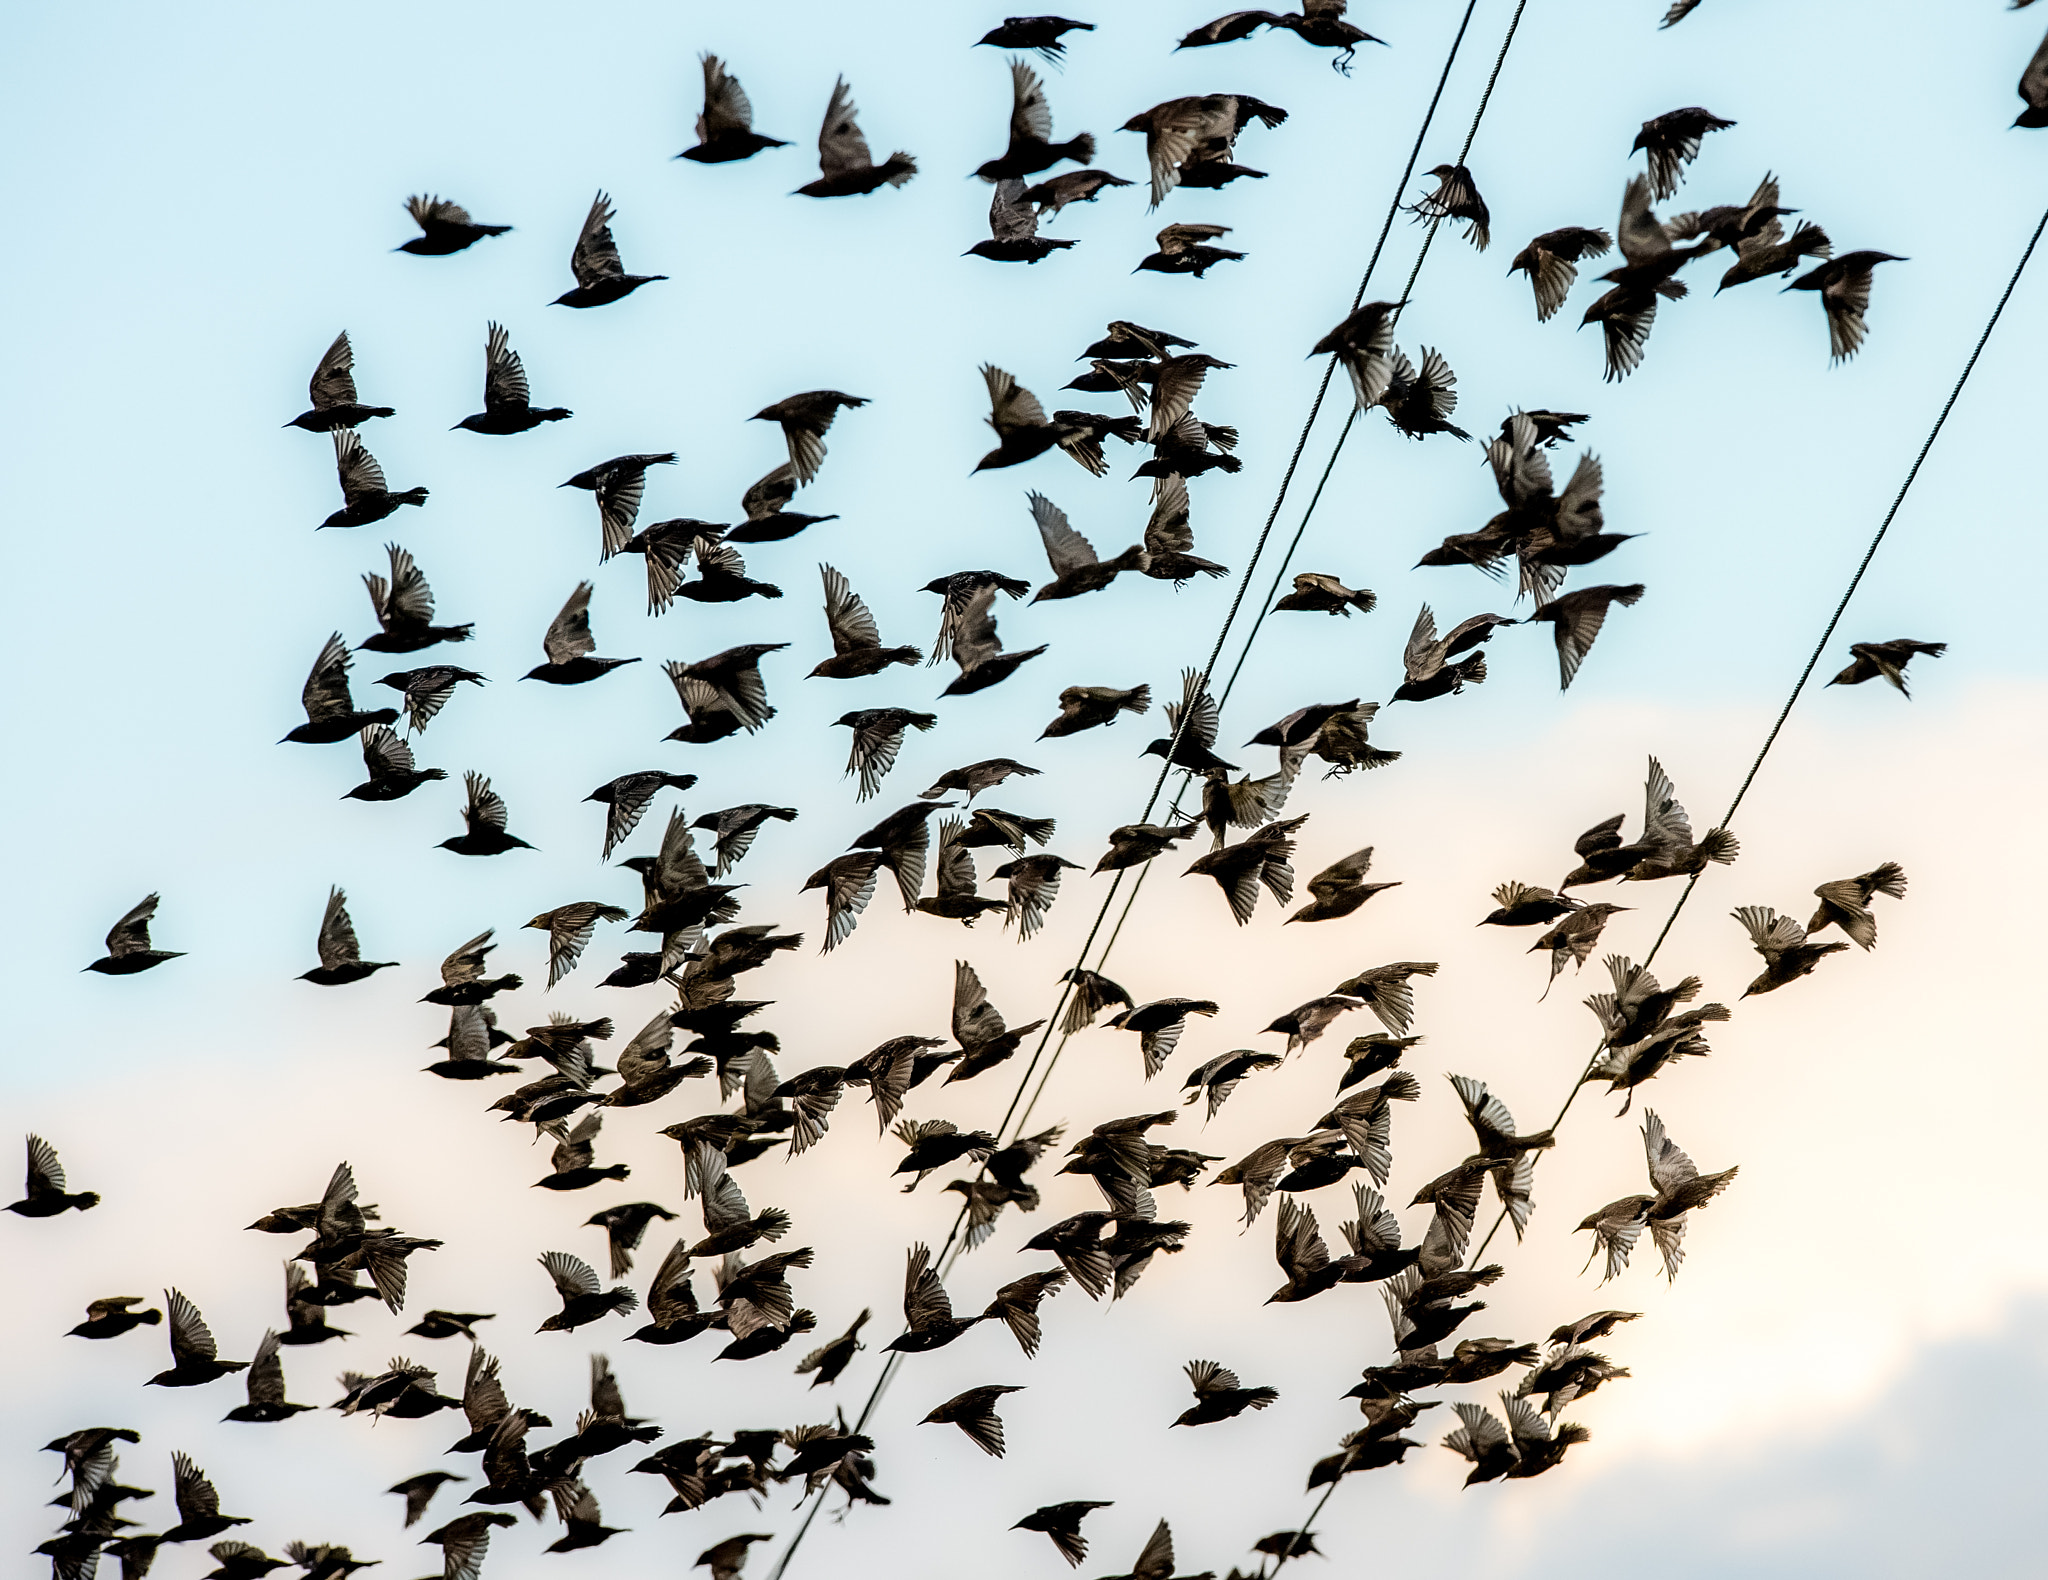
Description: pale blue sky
xmin=5 ymin=2 xmax=2046 ymax=1577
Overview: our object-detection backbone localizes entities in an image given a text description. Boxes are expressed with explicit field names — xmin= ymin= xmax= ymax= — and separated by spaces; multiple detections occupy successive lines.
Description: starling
xmin=1174 ymin=1359 xmax=1278 ymax=1426
xmin=680 ymin=54 xmax=789 ymax=162
xmin=793 ymin=1308 xmax=869 ymax=1387
xmin=453 ymin=322 xmax=571 ymax=434
xmin=375 ymin=663 xmax=486 ymax=734
xmin=1390 ymin=605 xmax=1502 ymax=703
xmin=319 ymin=429 xmax=427 ymax=530
xmin=1531 ymin=903 xmax=1629 ymax=996
xmin=694 ymin=803 xmax=799 ymax=876
xmin=730 ymin=460 xmax=839 ymax=543
xmin=1288 ymin=848 xmax=1398 ymax=923
xmin=1025 ymin=492 xmax=1147 ymax=598
xmin=83 ymin=894 xmax=183 ymax=976
xmin=398 ymin=195 xmax=509 ymax=255
xmin=68 ymin=1294 xmax=160 ymax=1339
xmin=975 ymin=364 xmax=1108 ymax=473
xmin=553 ymin=191 xmax=666 ymax=307
xmin=1094 ymin=820 xmax=1199 ymax=874
xmin=1135 ymin=221 xmax=1245 ymax=277
xmin=1107 ymin=998 xmax=1219 ymax=1078
xmin=1527 ymin=583 xmax=1644 ymax=689
xmin=285 ymin=331 xmax=393 ymax=431
xmin=1717 ymin=218 xmax=1832 ymax=292
xmin=978 ymin=16 xmax=1096 ymax=62
xmin=977 ymin=59 xmax=1094 ymax=182
xmin=921 ymin=1385 xmax=1023 ymax=1457
xmin=1042 ymin=683 xmax=1150 ymax=738
xmin=1313 ymin=301 xmax=1402 ymax=410
xmin=1142 ymin=667 xmax=1236 ymax=770
xmin=360 ymin=543 xmax=472 ymax=653
xmin=8 ymin=1135 xmax=100 ymax=1215
xmin=285 ymin=634 xmax=400 ymax=745
xmin=1509 ymin=227 xmax=1614 ymax=322
xmin=149 ymin=1289 xmax=249 ymax=1388
xmin=562 ymin=450 xmax=677 ymax=561
xmin=1807 ymin=862 xmax=1907 ymax=949
xmin=1179 ymin=3 xmax=1384 ymax=72
xmin=803 ymin=852 xmax=883 ymax=952
xmin=388 ymin=1471 xmax=466 ymax=1529
xmin=587 ymin=771 xmax=698 ymax=861
xmin=1377 ymin=348 xmax=1471 ymax=440
xmin=883 ymin=1242 xmax=989 ymax=1351
xmin=1021 ymin=168 xmax=1134 ymax=218
xmin=969 ymin=177 xmax=1080 ymax=264
xmin=697 ymin=1533 xmax=776 ymax=1580
xmin=536 ymin=1251 xmax=638 ymax=1333
xmin=1407 ymin=164 xmax=1489 ymax=249
xmin=811 ymin=567 xmax=921 ymax=680
xmin=1733 ymin=906 xmax=1849 ymax=996
xmin=753 ymin=390 xmax=869 ymax=487
xmin=1121 ymin=93 xmax=1287 ymax=208
xmin=524 ymin=582 xmax=640 ymax=685
xmin=796 ymin=78 xmax=917 ymax=196
xmin=1785 ymin=250 xmax=1906 ymax=363
xmin=1274 ymin=572 xmax=1375 ymax=616
xmin=1632 ymin=107 xmax=1735 ymax=200
xmin=1479 ymin=880 xmax=1580 ymax=928
xmin=221 ymin=1329 xmax=311 ymax=1423
xmin=1186 ymin=817 xmax=1304 ymax=925
xmin=1013 ymin=1501 xmax=1113 ymax=1568
xmin=298 ymin=888 xmax=396 ymax=986
xmin=439 ymin=772 xmax=533 ymax=857
xmin=1828 ymin=637 xmax=1944 ymax=696
xmin=345 ymin=725 xmax=446 ymax=802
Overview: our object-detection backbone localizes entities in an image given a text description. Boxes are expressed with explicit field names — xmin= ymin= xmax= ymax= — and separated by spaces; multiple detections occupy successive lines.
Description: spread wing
xmin=316 ymin=887 xmax=362 ymax=969
xmin=818 ymin=78 xmax=875 ymax=176
xmin=105 ymin=893 xmax=162 ymax=956
xmin=571 ymin=191 xmax=624 ymax=288
xmin=333 ymin=429 xmax=388 ymax=504
xmin=309 ymin=330 xmax=358 ymax=409
xmin=699 ymin=54 xmax=756 ymax=137
xmin=542 ymin=1251 xmax=601 ymax=1302
xmin=820 ymin=564 xmax=882 ymax=654
xmin=482 ymin=321 xmax=529 ymax=409
xmin=544 ymin=582 xmax=598 ymax=666
xmin=1028 ymin=491 xmax=1099 ymax=577
xmin=1008 ymin=58 xmax=1053 ymax=144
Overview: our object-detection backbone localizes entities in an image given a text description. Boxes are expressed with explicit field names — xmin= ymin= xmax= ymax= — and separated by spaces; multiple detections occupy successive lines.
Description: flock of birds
xmin=23 ymin=5 xmax=1979 ymax=1580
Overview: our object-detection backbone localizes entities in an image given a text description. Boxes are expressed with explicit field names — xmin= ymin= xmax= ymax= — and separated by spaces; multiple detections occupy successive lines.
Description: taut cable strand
xmin=1464 ymin=198 xmax=2048 ymax=1274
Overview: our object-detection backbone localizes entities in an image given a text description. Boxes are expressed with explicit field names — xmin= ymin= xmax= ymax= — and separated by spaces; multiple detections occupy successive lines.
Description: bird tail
xmin=1120 ymin=685 xmax=1152 ymax=716
xmin=1066 ymin=133 xmax=1097 ymax=165
xmin=1454 ymin=651 xmax=1488 ymax=689
xmin=884 ymin=155 xmax=918 ymax=188
xmin=1789 ymin=221 xmax=1831 ymax=260
xmin=1697 ymin=827 xmax=1740 ymax=866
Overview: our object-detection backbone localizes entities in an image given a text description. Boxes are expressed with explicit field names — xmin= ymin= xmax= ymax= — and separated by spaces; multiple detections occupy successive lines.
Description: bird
xmin=1025 ymin=491 xmax=1147 ymax=599
xmin=525 ymin=902 xmax=629 ymax=987
xmin=830 ymin=710 xmax=933 ymax=804
xmin=1527 ymin=583 xmax=1644 ymax=689
xmin=1121 ymin=93 xmax=1287 ymax=207
xmin=669 ymin=643 xmax=787 ymax=734
xmin=452 ymin=322 xmax=570 ymax=434
xmin=803 ymin=852 xmax=883 ymax=953
xmin=676 ymin=537 xmax=785 ymax=605
xmin=545 ymin=1483 xmax=626 ymax=1552
xmin=729 ymin=460 xmax=839 ymax=545
xmin=1578 ymin=176 xmax=1716 ymax=381
xmin=1479 ymin=880 xmax=1580 ymax=928
xmin=1186 ymin=817 xmax=1305 ymax=925
xmin=344 ymin=725 xmax=445 ymax=803
xmin=1174 ymin=1359 xmax=1278 ymax=1426
xmin=149 ymin=1289 xmax=248 ymax=1388
xmin=938 ymin=587 xmax=1049 ymax=697
xmin=1107 ymin=998 xmax=1220 ymax=1078
xmin=978 ymin=58 xmax=1094 ymax=184
xmin=388 ymin=1471 xmax=466 ymax=1529
xmin=884 ymin=1242 xmax=989 ymax=1352
xmin=753 ymin=391 xmax=869 ymax=487
xmin=697 ymin=1533 xmax=776 ymax=1580
xmin=1275 ymin=572 xmax=1375 ymax=616
xmin=1013 ymin=1501 xmax=1113 ymax=1568
xmin=1181 ymin=1050 xmax=1283 ymax=1122
xmin=1312 ymin=301 xmax=1403 ymax=410
xmin=422 ymin=929 xmax=523 ymax=1006
xmin=319 ymin=428 xmax=427 ymax=530
xmin=1143 ymin=667 xmax=1236 ymax=771
xmin=9 ymin=1134 xmax=100 ymax=1216
xmin=536 ymin=1251 xmax=638 ymax=1333
xmin=375 ymin=663 xmax=486 ymax=734
xmin=439 ymin=773 xmax=534 ymax=857
xmin=975 ymin=364 xmax=1107 ymax=473
xmin=1807 ymin=862 xmax=1908 ymax=950
xmin=398 ymin=195 xmax=509 ymax=255
xmin=221 ymin=1329 xmax=312 ymax=1423
xmin=284 ymin=634 xmax=401 ymax=745
xmin=562 ymin=450 xmax=677 ymax=561
xmin=285 ymin=331 xmax=393 ymax=431
xmin=523 ymin=582 xmax=640 ymax=685
xmin=1178 ymin=2 xmax=1384 ymax=71
xmin=917 ymin=820 xmax=1010 ymax=927
xmin=1288 ymin=848 xmax=1398 ymax=923
xmin=1042 ymin=683 xmax=1150 ymax=738
xmin=921 ymin=1385 xmax=1023 ymax=1457
xmin=924 ymin=759 xmax=1041 ymax=802
xmin=359 ymin=543 xmax=472 ymax=653
xmin=404 ymin=1307 xmax=493 ymax=1341
xmin=695 ymin=803 xmax=800 ymax=876
xmin=1828 ymin=638 xmax=1945 ymax=696
xmin=810 ymin=566 xmax=920 ymax=681
xmin=945 ymin=960 xmax=1048 ymax=1082
xmin=1716 ymin=216 xmax=1832 ymax=292
xmin=553 ymin=190 xmax=666 ymax=307
xmin=680 ymin=54 xmax=788 ymax=162
xmin=1377 ymin=348 xmax=1471 ymax=441
xmin=1665 ymin=171 xmax=1800 ymax=256
xmin=1094 ymin=820 xmax=1199 ymax=874
xmin=1021 ymin=168 xmax=1134 ymax=218
xmin=1135 ymin=221 xmax=1245 ymax=277
xmin=1785 ymin=251 xmax=1906 ymax=363
xmin=68 ymin=1294 xmax=160 ymax=1338
xmin=1136 ymin=475 xmax=1227 ymax=584
xmin=587 ymin=771 xmax=698 ymax=861
xmin=969 ymin=177 xmax=1080 ymax=264
xmin=1509 ymin=227 xmax=1614 ymax=322
xmin=418 ymin=1512 xmax=516 ymax=1577
xmin=796 ymin=78 xmax=917 ymax=196
xmin=990 ymin=852 xmax=1079 ymax=940
xmin=1577 ymin=1109 xmax=1737 ymax=1281
xmin=162 ymin=1452 xmax=252 ymax=1544
xmin=2020 ymin=26 xmax=2048 ymax=126
xmin=978 ymin=16 xmax=1096 ymax=61
xmin=1391 ymin=605 xmax=1503 ymax=703
xmin=1407 ymin=164 xmax=1489 ymax=249
xmin=1531 ymin=903 xmax=1629 ymax=996
xmin=298 ymin=888 xmax=396 ymax=986
xmin=83 ymin=894 xmax=184 ymax=976
xmin=1632 ymin=107 xmax=1734 ymax=200
xmin=1733 ymin=906 xmax=1849 ymax=997
xmin=793 ymin=1309 xmax=869 ymax=1388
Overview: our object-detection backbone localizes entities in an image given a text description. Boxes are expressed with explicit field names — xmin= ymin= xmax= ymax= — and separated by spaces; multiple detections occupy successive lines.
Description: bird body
xmin=554 ymin=191 xmax=665 ymax=307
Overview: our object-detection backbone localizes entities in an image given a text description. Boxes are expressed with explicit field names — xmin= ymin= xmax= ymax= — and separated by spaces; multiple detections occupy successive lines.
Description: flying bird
xmin=1391 ymin=605 xmax=1502 ymax=703
xmin=319 ymin=429 xmax=427 ymax=530
xmin=376 ymin=663 xmax=486 ymax=734
xmin=975 ymin=365 xmax=1108 ymax=473
xmin=1313 ymin=301 xmax=1402 ymax=410
xmin=553 ymin=191 xmax=666 ymax=307
xmin=1828 ymin=637 xmax=1945 ymax=696
xmin=1013 ymin=1500 xmax=1113 ymax=1568
xmin=1407 ymin=164 xmax=1490 ymax=249
xmin=753 ymin=391 xmax=869 ymax=487
xmin=1732 ymin=906 xmax=1849 ymax=997
xmin=797 ymin=78 xmax=917 ymax=196
xmin=439 ymin=773 xmax=534 ymax=857
xmin=681 ymin=54 xmax=788 ymax=162
xmin=1174 ymin=1358 xmax=1278 ymax=1425
xmin=1807 ymin=862 xmax=1907 ymax=950
xmin=524 ymin=582 xmax=640 ymax=685
xmin=299 ymin=888 xmax=396 ymax=985
xmin=977 ymin=16 xmax=1096 ymax=62
xmin=9 ymin=1135 xmax=100 ymax=1216
xmin=286 ymin=331 xmax=393 ymax=431
xmin=1785 ymin=251 xmax=1906 ymax=363
xmin=1288 ymin=847 xmax=1398 ymax=923
xmin=453 ymin=322 xmax=571 ymax=434
xmin=1632 ymin=107 xmax=1734 ymax=199
xmin=921 ymin=1385 xmax=1023 ymax=1458
xmin=1509 ymin=227 xmax=1614 ymax=321
xmin=587 ymin=771 xmax=698 ymax=860
xmin=1135 ymin=221 xmax=1245 ymax=277
xmin=360 ymin=543 xmax=472 ymax=653
xmin=1527 ymin=583 xmax=1644 ymax=689
xmin=398 ymin=195 xmax=509 ymax=255
xmin=84 ymin=893 xmax=184 ymax=975
xmin=149 ymin=1289 xmax=249 ymax=1388
xmin=977 ymin=58 xmax=1094 ymax=182
xmin=1042 ymin=683 xmax=1150 ymax=739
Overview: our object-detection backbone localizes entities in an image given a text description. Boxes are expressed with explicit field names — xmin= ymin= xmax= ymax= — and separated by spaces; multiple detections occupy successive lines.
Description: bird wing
xmin=983 ymin=363 xmax=1048 ymax=436
xmin=570 ymin=191 xmax=624 ymax=288
xmin=172 ymin=1451 xmax=221 ymax=1523
xmin=309 ymin=330 xmax=358 ymax=409
xmin=1144 ymin=471 xmax=1195 ymax=555
xmin=1164 ymin=665 xmax=1220 ymax=749
xmin=819 ymin=564 xmax=882 ymax=654
xmin=166 ymin=1287 xmax=219 ymax=1364
xmin=382 ymin=543 xmax=437 ymax=626
xmin=302 ymin=632 xmax=359 ymax=724
xmin=1732 ymin=904 xmax=1803 ymax=960
xmin=817 ymin=78 xmax=875 ymax=176
xmin=1008 ymin=58 xmax=1053 ymax=144
xmin=359 ymin=724 xmax=415 ymax=783
xmin=952 ymin=960 xmax=1007 ymax=1046
xmin=816 ymin=853 xmax=881 ymax=952
xmin=542 ymin=1251 xmax=601 ymax=1302
xmin=246 ymin=1328 xmax=286 ymax=1406
xmin=1275 ymin=1198 xmax=1330 ymax=1280
xmin=1615 ymin=175 xmax=1670 ymax=265
xmin=1028 ymin=491 xmax=1100 ymax=576
xmin=1641 ymin=1109 xmax=1700 ymax=1196
xmin=1344 ymin=1183 xmax=1403 ymax=1254
xmin=104 ymin=892 xmax=162 ymax=957
xmin=482 ymin=322 xmax=529 ymax=410
xmin=903 ymin=1242 xmax=954 ymax=1327
xmin=315 ymin=887 xmax=362 ymax=970
xmin=699 ymin=53 xmax=755 ymax=138
xmin=1821 ymin=261 xmax=1878 ymax=362
xmin=544 ymin=582 xmax=599 ymax=667
xmin=1402 ymin=604 xmax=1443 ymax=681
xmin=463 ymin=772 xmax=510 ymax=835
xmin=332 ymin=429 xmax=391 ymax=507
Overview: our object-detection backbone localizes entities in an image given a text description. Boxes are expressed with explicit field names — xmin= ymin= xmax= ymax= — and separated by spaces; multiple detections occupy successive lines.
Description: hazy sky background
xmin=6 ymin=1 xmax=2047 ymax=1576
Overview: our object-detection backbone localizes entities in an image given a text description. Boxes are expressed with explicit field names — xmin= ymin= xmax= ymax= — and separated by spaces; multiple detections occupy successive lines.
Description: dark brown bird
xmin=438 ymin=772 xmax=533 ymax=858
xmin=1135 ymin=221 xmax=1245 ymax=277
xmin=359 ymin=543 xmax=472 ymax=653
xmin=1121 ymin=93 xmax=1287 ymax=207
xmin=1479 ymin=880 xmax=1580 ymax=928
xmin=587 ymin=771 xmax=697 ymax=861
xmin=553 ymin=190 xmax=666 ymax=307
xmin=1013 ymin=1500 xmax=1113 ymax=1569
xmin=148 ymin=1289 xmax=248 ymax=1388
xmin=1509 ymin=227 xmax=1614 ymax=321
xmin=69 ymin=1294 xmax=160 ymax=1339
xmin=1288 ymin=847 xmax=1398 ymax=923
xmin=453 ymin=322 xmax=570 ymax=434
xmin=561 ymin=451 xmax=678 ymax=561
xmin=796 ymin=78 xmax=917 ymax=196
xmin=1377 ymin=348 xmax=1470 ymax=440
xmin=1275 ymin=572 xmax=1375 ymax=616
xmin=753 ymin=391 xmax=869 ymax=487
xmin=975 ymin=365 xmax=1107 ymax=473
xmin=1531 ymin=903 xmax=1629 ymax=996
xmin=524 ymin=582 xmax=640 ymax=686
xmin=1527 ymin=583 xmax=1644 ymax=689
xmin=83 ymin=894 xmax=184 ymax=976
xmin=1095 ymin=820 xmax=1198 ymax=874
xmin=345 ymin=724 xmax=445 ymax=802
xmin=1185 ymin=816 xmax=1305 ymax=925
xmin=977 ymin=59 xmax=1094 ymax=181
xmin=730 ymin=460 xmax=838 ymax=544
xmin=1733 ymin=906 xmax=1849 ymax=997
xmin=1391 ymin=605 xmax=1504 ymax=703
xmin=319 ymin=429 xmax=427 ymax=530
xmin=1173 ymin=1358 xmax=1278 ymax=1426
xmin=1021 ymin=168 xmax=1134 ymax=219
xmin=1312 ymin=300 xmax=1402 ymax=410
xmin=1407 ymin=164 xmax=1489 ymax=249
xmin=811 ymin=566 xmax=921 ymax=679
xmin=1828 ymin=638 xmax=1944 ymax=696
xmin=1807 ymin=862 xmax=1907 ymax=950
xmin=536 ymin=1251 xmax=638 ymax=1333
xmin=1026 ymin=491 xmax=1147 ymax=598
xmin=1717 ymin=218 xmax=1832 ymax=292
xmin=1178 ymin=1 xmax=1385 ymax=72
xmin=680 ymin=54 xmax=788 ymax=162
xmin=398 ymin=195 xmax=509 ymax=255
xmin=978 ymin=16 xmax=1096 ymax=61
xmin=9 ymin=1135 xmax=99 ymax=1216
xmin=1785 ymin=251 xmax=1906 ymax=363
xmin=921 ymin=1385 xmax=1024 ymax=1457
xmin=286 ymin=331 xmax=393 ymax=431
xmin=1042 ymin=683 xmax=1150 ymax=739
xmin=298 ymin=888 xmax=395 ymax=986
xmin=1632 ymin=107 xmax=1735 ymax=200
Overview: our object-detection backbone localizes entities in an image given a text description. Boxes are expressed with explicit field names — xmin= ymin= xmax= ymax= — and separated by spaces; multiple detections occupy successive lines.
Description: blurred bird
xmin=695 ymin=803 xmax=799 ymax=877
xmin=1479 ymin=881 xmax=1580 ymax=928
xmin=1407 ymin=164 xmax=1489 ymax=249
xmin=345 ymin=724 xmax=445 ymax=803
xmin=1121 ymin=93 xmax=1287 ymax=207
xmin=554 ymin=191 xmax=665 ymax=307
xmin=797 ymin=78 xmax=917 ymax=196
xmin=69 ymin=1294 xmax=160 ymax=1339
xmin=1577 ymin=1109 xmax=1737 ymax=1281
xmin=388 ymin=1471 xmax=465 ymax=1529
xmin=1022 ymin=168 xmax=1134 ymax=218
xmin=1785 ymin=250 xmax=1905 ymax=363
xmin=1135 ymin=221 xmax=1245 ymax=277
xmin=1313 ymin=301 xmax=1402 ymax=410
xmin=978 ymin=59 xmax=1094 ymax=181
xmin=1807 ymin=862 xmax=1907 ymax=950
xmin=1532 ymin=903 xmax=1629 ymax=996
xmin=1013 ymin=1500 xmax=1112 ymax=1568
xmin=398 ymin=195 xmax=509 ymax=255
xmin=680 ymin=54 xmax=788 ymax=162
xmin=1509 ymin=227 xmax=1613 ymax=321
xmin=319 ymin=429 xmax=427 ymax=531
xmin=1391 ymin=605 xmax=1503 ymax=703
xmin=1828 ymin=637 xmax=1944 ymax=696
xmin=453 ymin=322 xmax=570 ymax=434
xmin=286 ymin=331 xmax=393 ymax=431
xmin=1182 ymin=1050 xmax=1283 ymax=1122
xmin=1042 ymin=683 xmax=1150 ymax=739
xmin=1632 ymin=107 xmax=1734 ymax=199
xmin=979 ymin=16 xmax=1095 ymax=61
xmin=1528 ymin=583 xmax=1644 ymax=689
xmin=1143 ymin=667 xmax=1237 ymax=771
xmin=221 ymin=1330 xmax=310 ymax=1423
xmin=1107 ymin=998 xmax=1219 ymax=1079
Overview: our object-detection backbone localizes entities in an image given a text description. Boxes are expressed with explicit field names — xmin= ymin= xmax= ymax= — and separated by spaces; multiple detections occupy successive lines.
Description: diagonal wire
xmin=765 ymin=8 xmax=1510 ymax=1578
xmin=1462 ymin=193 xmax=2048 ymax=1270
